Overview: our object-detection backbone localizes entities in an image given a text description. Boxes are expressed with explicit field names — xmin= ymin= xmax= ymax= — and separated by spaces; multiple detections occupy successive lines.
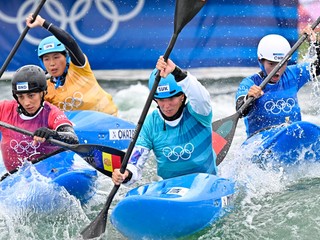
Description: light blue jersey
xmin=236 ymin=62 xmax=311 ymax=137
xmin=136 ymin=104 xmax=216 ymax=179
xmin=126 ymin=72 xmax=217 ymax=184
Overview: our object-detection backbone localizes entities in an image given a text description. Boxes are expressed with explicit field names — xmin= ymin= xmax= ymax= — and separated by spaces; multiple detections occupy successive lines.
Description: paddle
xmin=0 ymin=0 xmax=47 ymax=78
xmin=0 ymin=148 xmax=66 ymax=182
xmin=80 ymin=0 xmax=207 ymax=239
xmin=0 ymin=121 xmax=124 ymax=178
xmin=212 ymin=16 xmax=320 ymax=166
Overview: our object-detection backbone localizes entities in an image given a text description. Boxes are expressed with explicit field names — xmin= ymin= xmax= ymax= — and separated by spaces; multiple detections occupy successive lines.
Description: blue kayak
xmin=0 ymin=110 xmax=136 ymax=208
xmin=0 ymin=151 xmax=97 ymax=208
xmin=65 ymin=110 xmax=135 ymax=150
xmin=111 ymin=173 xmax=235 ymax=239
xmin=242 ymin=121 xmax=320 ymax=167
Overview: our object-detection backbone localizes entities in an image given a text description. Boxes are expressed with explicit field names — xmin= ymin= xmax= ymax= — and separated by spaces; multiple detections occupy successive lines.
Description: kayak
xmin=0 ymin=110 xmax=136 ymax=210
xmin=110 ymin=173 xmax=235 ymax=239
xmin=0 ymin=150 xmax=97 ymax=210
xmin=65 ymin=110 xmax=135 ymax=150
xmin=242 ymin=121 xmax=320 ymax=168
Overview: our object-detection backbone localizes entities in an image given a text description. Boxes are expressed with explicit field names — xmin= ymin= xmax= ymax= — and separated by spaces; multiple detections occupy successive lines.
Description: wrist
xmin=122 ymin=169 xmax=133 ymax=183
xmin=42 ymin=20 xmax=52 ymax=30
xmin=171 ymin=66 xmax=187 ymax=82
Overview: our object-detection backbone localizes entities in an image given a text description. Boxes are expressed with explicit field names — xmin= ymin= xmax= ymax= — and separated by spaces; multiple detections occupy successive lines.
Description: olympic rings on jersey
xmin=58 ymin=91 xmax=83 ymax=111
xmin=0 ymin=0 xmax=145 ymax=45
xmin=264 ymin=98 xmax=295 ymax=114
xmin=163 ymin=143 xmax=195 ymax=162
xmin=10 ymin=139 xmax=40 ymax=154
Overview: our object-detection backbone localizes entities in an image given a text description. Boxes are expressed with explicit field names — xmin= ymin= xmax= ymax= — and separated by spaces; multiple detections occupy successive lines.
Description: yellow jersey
xmin=45 ymin=56 xmax=118 ymax=116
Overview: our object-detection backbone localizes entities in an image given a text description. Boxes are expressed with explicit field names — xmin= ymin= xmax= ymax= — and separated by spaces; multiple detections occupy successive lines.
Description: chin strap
xmin=50 ymin=63 xmax=69 ymax=89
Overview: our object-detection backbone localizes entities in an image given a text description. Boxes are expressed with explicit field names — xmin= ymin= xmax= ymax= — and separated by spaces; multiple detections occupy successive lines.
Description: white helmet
xmin=257 ymin=34 xmax=291 ymax=62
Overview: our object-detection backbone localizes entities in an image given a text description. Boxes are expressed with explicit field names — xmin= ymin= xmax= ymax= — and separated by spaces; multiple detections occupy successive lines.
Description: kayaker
xmin=235 ymin=26 xmax=319 ymax=137
xmin=25 ymin=14 xmax=118 ymax=116
xmin=0 ymin=65 xmax=79 ymax=172
xmin=112 ymin=56 xmax=217 ymax=185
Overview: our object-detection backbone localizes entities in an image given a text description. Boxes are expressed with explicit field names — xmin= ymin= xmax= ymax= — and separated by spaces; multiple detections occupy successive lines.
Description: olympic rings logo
xmin=10 ymin=139 xmax=40 ymax=154
xmin=264 ymin=98 xmax=295 ymax=114
xmin=58 ymin=91 xmax=83 ymax=111
xmin=0 ymin=0 xmax=145 ymax=45
xmin=163 ymin=143 xmax=195 ymax=162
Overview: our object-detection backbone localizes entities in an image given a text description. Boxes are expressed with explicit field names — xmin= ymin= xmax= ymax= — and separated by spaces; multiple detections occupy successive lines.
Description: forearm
xmin=175 ymin=70 xmax=212 ymax=116
xmin=42 ymin=20 xmax=85 ymax=66
xmin=122 ymin=146 xmax=150 ymax=185
xmin=55 ymin=125 xmax=79 ymax=144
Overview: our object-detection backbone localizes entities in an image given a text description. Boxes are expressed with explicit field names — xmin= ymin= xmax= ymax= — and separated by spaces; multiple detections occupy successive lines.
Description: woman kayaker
xmin=25 ymin=14 xmax=118 ymax=116
xmin=235 ymin=26 xmax=319 ymax=137
xmin=0 ymin=65 xmax=79 ymax=172
xmin=112 ymin=56 xmax=217 ymax=185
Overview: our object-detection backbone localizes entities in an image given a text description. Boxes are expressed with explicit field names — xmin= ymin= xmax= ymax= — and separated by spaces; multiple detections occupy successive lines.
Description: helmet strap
xmin=258 ymin=59 xmax=267 ymax=76
xmin=50 ymin=63 xmax=69 ymax=89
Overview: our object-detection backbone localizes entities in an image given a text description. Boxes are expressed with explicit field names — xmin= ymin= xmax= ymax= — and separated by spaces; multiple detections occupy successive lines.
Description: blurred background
xmin=0 ymin=0 xmax=319 ymax=80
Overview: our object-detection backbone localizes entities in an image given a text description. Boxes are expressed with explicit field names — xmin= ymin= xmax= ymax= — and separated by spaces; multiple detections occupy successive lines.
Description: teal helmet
xmin=148 ymin=68 xmax=183 ymax=99
xmin=12 ymin=65 xmax=47 ymax=95
xmin=38 ymin=36 xmax=70 ymax=69
xmin=38 ymin=36 xmax=66 ymax=58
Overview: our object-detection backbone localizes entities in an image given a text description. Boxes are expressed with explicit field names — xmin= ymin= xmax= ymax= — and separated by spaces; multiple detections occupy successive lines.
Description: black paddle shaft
xmin=80 ymin=1 xmax=207 ymax=239
xmin=0 ymin=0 xmax=47 ymax=79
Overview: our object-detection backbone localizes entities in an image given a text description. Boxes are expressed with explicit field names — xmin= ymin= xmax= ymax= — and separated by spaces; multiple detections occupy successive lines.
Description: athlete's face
xmin=16 ymin=92 xmax=43 ymax=114
xmin=155 ymin=94 xmax=185 ymax=118
xmin=42 ymin=52 xmax=67 ymax=77
xmin=262 ymin=59 xmax=287 ymax=83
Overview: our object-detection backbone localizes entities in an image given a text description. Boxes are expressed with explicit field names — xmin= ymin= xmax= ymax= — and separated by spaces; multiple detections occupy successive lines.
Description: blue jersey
xmin=236 ymin=62 xmax=311 ymax=137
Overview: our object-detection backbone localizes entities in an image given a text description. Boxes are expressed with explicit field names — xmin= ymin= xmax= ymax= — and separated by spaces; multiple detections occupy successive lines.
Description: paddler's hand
xmin=26 ymin=14 xmax=45 ymax=28
xmin=247 ymin=85 xmax=264 ymax=99
xmin=302 ymin=25 xmax=317 ymax=43
xmin=33 ymin=127 xmax=58 ymax=145
xmin=112 ymin=169 xmax=130 ymax=185
xmin=156 ymin=56 xmax=176 ymax=78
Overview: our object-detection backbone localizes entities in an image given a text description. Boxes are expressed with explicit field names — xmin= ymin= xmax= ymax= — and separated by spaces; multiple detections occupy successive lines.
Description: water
xmin=0 ymin=67 xmax=320 ymax=240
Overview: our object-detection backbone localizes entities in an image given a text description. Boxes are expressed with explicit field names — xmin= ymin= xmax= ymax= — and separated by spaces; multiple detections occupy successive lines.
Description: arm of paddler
xmin=236 ymin=85 xmax=264 ymax=117
xmin=112 ymin=146 xmax=150 ymax=186
xmin=33 ymin=125 xmax=79 ymax=145
xmin=26 ymin=14 xmax=86 ymax=67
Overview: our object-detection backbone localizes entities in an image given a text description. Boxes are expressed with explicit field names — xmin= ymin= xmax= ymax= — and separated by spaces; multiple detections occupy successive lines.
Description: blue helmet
xmin=148 ymin=68 xmax=183 ymax=99
xmin=38 ymin=36 xmax=66 ymax=58
xmin=38 ymin=36 xmax=70 ymax=69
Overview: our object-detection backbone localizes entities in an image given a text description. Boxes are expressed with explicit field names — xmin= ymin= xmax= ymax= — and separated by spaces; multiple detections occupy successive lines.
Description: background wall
xmin=0 ymin=0 xmax=317 ymax=72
